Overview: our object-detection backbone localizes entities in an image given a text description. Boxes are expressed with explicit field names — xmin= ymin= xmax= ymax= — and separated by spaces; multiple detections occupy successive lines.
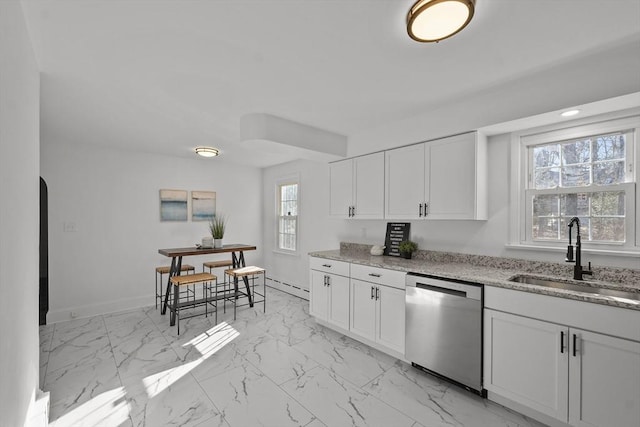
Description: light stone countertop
xmin=309 ymin=247 xmax=640 ymax=311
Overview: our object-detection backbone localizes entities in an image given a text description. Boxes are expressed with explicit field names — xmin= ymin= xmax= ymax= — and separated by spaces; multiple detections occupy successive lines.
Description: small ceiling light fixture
xmin=195 ymin=146 xmax=219 ymax=157
xmin=407 ymin=0 xmax=475 ymax=43
xmin=561 ymin=109 xmax=581 ymax=117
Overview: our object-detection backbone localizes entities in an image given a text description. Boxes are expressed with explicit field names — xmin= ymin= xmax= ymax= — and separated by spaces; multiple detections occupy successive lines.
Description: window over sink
xmin=511 ymin=113 xmax=639 ymax=253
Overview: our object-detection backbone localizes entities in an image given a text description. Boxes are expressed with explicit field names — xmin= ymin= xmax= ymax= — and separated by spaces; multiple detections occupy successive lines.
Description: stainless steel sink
xmin=508 ymin=275 xmax=640 ymax=301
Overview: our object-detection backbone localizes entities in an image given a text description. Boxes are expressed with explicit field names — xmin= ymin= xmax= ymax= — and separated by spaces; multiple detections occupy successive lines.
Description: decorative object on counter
xmin=191 ymin=191 xmax=216 ymax=221
xmin=201 ymin=236 xmax=214 ymax=248
xmin=383 ymin=222 xmax=411 ymax=256
xmin=370 ymin=245 xmax=385 ymax=256
xmin=398 ymin=240 xmax=418 ymax=259
xmin=159 ymin=189 xmax=188 ymax=221
xmin=209 ymin=214 xmax=226 ymax=248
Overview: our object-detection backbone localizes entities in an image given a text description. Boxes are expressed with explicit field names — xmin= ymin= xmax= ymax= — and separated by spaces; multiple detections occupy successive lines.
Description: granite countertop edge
xmin=308 ymin=249 xmax=640 ymax=311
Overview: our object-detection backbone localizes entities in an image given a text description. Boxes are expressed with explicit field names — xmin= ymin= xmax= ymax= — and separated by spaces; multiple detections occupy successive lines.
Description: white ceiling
xmin=22 ymin=0 xmax=640 ymax=167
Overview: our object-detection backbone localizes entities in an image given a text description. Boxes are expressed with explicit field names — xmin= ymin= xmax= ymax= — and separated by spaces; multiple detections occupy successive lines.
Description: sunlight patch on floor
xmin=53 ymin=387 xmax=129 ymax=427
xmin=142 ymin=321 xmax=240 ymax=398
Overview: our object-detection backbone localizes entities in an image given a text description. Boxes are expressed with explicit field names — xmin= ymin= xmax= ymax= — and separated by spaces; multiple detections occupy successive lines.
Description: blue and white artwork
xmin=160 ymin=189 xmax=188 ymax=221
xmin=192 ymin=191 xmax=216 ymax=221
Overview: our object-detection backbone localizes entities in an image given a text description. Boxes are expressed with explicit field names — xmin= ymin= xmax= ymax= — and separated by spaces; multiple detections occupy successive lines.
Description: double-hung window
xmin=276 ymin=179 xmax=299 ymax=253
xmin=515 ymin=114 xmax=639 ymax=252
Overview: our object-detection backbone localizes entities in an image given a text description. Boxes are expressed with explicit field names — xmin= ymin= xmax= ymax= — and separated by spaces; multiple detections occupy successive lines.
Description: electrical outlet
xmin=63 ymin=222 xmax=77 ymax=232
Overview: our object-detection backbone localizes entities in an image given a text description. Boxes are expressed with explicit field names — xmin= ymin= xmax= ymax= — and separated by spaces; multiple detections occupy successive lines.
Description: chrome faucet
xmin=565 ymin=217 xmax=592 ymax=280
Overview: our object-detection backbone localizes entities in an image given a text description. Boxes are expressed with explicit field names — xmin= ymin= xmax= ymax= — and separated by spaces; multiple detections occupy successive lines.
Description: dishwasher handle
xmin=406 ymin=273 xmax=483 ymax=301
xmin=415 ymin=283 xmax=467 ymax=298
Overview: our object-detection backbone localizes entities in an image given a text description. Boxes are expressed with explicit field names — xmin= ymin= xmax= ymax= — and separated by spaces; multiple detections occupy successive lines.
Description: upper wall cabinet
xmin=385 ymin=131 xmax=487 ymax=220
xmin=329 ymin=152 xmax=384 ymax=219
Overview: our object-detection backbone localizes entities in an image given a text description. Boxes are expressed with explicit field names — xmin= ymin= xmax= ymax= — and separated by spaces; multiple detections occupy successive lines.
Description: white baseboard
xmin=46 ymin=294 xmax=153 ymax=324
xmin=266 ymin=277 xmax=309 ymax=300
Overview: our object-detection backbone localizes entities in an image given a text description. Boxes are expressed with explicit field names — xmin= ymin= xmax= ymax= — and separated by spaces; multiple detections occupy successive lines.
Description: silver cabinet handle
xmin=425 ymin=202 xmax=430 ymax=216
xmin=419 ymin=203 xmax=423 ymax=217
xmin=368 ymin=273 xmax=381 ymax=278
xmin=322 ymin=264 xmax=332 ymax=268
xmin=375 ymin=287 xmax=380 ymax=300
xmin=371 ymin=286 xmax=375 ymax=299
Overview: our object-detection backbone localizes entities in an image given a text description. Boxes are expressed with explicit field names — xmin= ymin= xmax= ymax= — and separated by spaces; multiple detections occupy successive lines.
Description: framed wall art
xmin=159 ymin=189 xmax=188 ymax=221
xmin=191 ymin=191 xmax=216 ymax=221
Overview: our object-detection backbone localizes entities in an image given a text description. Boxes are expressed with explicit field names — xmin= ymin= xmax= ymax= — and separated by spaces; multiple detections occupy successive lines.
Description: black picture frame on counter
xmin=383 ymin=222 xmax=410 ymax=257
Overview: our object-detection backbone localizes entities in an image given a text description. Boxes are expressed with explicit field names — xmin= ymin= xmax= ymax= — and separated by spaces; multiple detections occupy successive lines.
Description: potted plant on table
xmin=209 ymin=214 xmax=226 ymax=248
xmin=398 ymin=240 xmax=418 ymax=259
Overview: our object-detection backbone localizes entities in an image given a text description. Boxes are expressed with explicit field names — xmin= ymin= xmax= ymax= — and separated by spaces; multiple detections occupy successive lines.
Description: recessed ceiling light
xmin=407 ymin=0 xmax=475 ymax=43
xmin=561 ymin=109 xmax=581 ymax=117
xmin=195 ymin=147 xmax=219 ymax=157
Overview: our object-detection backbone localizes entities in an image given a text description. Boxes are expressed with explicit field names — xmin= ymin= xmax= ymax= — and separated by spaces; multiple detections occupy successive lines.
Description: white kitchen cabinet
xmin=484 ymin=309 xmax=569 ymax=420
xmin=385 ymin=131 xmax=487 ymax=220
xmin=485 ymin=305 xmax=640 ymax=427
xmin=349 ymin=264 xmax=406 ymax=354
xmin=329 ymin=152 xmax=384 ymax=219
xmin=309 ymin=258 xmax=350 ymax=330
xmin=569 ymin=328 xmax=640 ymax=427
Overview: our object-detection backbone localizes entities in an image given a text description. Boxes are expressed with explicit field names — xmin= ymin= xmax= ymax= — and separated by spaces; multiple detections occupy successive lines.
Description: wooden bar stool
xmin=224 ymin=266 xmax=266 ymax=320
xmin=155 ymin=264 xmax=195 ymax=309
xmin=168 ymin=272 xmax=217 ymax=334
xmin=203 ymin=260 xmax=234 ymax=313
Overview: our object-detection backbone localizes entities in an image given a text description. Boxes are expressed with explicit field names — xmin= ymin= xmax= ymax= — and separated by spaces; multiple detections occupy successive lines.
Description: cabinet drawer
xmin=309 ymin=257 xmax=350 ymax=276
xmin=350 ymin=263 xmax=406 ymax=289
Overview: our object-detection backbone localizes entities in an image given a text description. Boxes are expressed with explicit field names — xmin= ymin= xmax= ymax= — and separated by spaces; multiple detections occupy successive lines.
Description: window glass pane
xmin=533 ymin=194 xmax=559 ymax=216
xmin=561 ymin=164 xmax=590 ymax=187
xmin=561 ymin=139 xmax=591 ymax=165
xmin=533 ymin=145 xmax=560 ymax=168
xmin=593 ymin=161 xmax=625 ymax=185
xmin=532 ymin=217 xmax=559 ymax=240
xmin=591 ymin=191 xmax=625 ymax=216
xmin=534 ymin=168 xmax=560 ymax=189
xmin=560 ymin=193 xmax=590 ymax=217
xmin=591 ymin=218 xmax=625 ymax=242
xmin=592 ymin=134 xmax=625 ymax=161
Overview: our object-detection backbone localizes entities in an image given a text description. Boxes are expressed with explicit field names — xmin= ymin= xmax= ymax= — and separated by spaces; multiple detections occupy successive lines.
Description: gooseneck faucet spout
xmin=566 ymin=217 xmax=593 ymax=280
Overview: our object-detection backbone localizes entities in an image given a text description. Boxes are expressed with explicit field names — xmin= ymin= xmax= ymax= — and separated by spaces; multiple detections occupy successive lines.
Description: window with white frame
xmin=515 ymin=114 xmax=639 ymax=252
xmin=276 ymin=180 xmax=298 ymax=252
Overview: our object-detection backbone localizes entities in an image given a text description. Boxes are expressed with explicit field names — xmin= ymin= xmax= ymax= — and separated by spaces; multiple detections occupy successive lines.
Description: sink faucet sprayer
xmin=565 ymin=217 xmax=593 ymax=280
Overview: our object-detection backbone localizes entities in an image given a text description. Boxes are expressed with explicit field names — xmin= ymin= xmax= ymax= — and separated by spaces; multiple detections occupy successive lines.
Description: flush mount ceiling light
xmin=407 ymin=0 xmax=475 ymax=43
xmin=561 ymin=109 xmax=581 ymax=117
xmin=195 ymin=147 xmax=219 ymax=157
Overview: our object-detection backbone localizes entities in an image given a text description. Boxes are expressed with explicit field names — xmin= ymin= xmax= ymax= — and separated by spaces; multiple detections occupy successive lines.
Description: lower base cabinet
xmin=350 ymin=278 xmax=405 ymax=354
xmin=309 ymin=261 xmax=350 ymax=331
xmin=485 ymin=309 xmax=640 ymax=427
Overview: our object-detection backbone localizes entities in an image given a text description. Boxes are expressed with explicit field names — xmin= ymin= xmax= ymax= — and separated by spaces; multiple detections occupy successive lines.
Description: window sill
xmin=505 ymin=243 xmax=640 ymax=258
xmin=273 ymin=249 xmax=300 ymax=257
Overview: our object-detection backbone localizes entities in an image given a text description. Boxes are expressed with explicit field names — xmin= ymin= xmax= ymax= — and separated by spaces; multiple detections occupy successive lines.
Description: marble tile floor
xmin=40 ymin=287 xmax=547 ymax=427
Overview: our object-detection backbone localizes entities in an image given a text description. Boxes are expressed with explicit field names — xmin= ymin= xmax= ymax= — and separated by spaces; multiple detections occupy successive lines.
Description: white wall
xmin=40 ymin=141 xmax=263 ymax=322
xmin=0 ymin=1 xmax=41 ymax=425
xmin=261 ymin=159 xmax=351 ymax=296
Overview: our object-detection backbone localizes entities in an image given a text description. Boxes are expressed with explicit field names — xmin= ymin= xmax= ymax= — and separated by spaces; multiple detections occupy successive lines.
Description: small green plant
xmin=398 ymin=240 xmax=418 ymax=255
xmin=209 ymin=214 xmax=226 ymax=239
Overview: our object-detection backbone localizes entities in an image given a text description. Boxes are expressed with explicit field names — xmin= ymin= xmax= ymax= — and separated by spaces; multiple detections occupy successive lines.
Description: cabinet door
xmin=376 ymin=284 xmax=405 ymax=354
xmin=309 ymin=270 xmax=328 ymax=320
xmin=425 ymin=133 xmax=481 ymax=219
xmin=385 ymin=144 xmax=425 ymax=219
xmin=569 ymin=329 xmax=640 ymax=427
xmin=484 ymin=310 xmax=568 ymax=420
xmin=353 ymin=152 xmax=384 ymax=219
xmin=350 ymin=279 xmax=376 ymax=341
xmin=329 ymin=159 xmax=353 ymax=217
xmin=327 ymin=273 xmax=350 ymax=330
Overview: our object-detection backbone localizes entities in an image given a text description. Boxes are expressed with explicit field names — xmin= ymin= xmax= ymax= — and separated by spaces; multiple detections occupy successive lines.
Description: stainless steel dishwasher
xmin=405 ymin=272 xmax=485 ymax=396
